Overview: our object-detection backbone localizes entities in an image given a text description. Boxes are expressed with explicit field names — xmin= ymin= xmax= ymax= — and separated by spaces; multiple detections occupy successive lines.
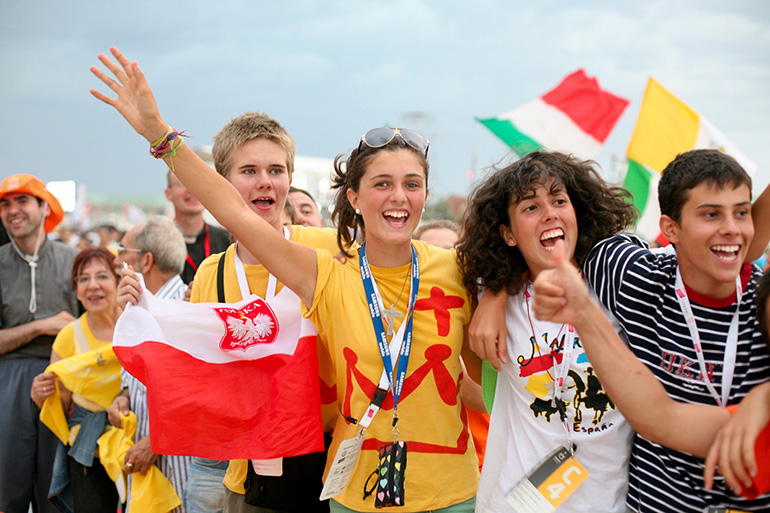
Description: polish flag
xmin=113 ymin=283 xmax=324 ymax=460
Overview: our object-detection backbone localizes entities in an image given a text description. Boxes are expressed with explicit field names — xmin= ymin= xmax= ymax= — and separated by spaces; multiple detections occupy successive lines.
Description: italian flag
xmin=624 ymin=78 xmax=757 ymax=240
xmin=477 ymin=69 xmax=629 ymax=160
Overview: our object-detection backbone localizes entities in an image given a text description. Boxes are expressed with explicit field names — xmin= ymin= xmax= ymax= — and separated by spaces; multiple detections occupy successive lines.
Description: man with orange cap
xmin=0 ymin=174 xmax=80 ymax=513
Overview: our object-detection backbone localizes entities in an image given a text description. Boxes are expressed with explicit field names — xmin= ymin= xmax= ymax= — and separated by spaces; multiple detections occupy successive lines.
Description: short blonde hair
xmin=212 ymin=112 xmax=296 ymax=179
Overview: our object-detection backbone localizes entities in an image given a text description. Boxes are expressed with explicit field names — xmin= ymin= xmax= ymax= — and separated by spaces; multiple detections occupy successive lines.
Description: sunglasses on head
xmin=358 ymin=127 xmax=430 ymax=157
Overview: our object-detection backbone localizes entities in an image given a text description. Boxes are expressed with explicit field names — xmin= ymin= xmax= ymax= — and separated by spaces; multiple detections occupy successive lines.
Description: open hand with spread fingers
xmin=89 ymin=47 xmax=169 ymax=144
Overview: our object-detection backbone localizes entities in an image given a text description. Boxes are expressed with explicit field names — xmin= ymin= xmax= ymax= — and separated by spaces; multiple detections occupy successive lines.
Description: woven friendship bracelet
xmin=149 ymin=128 xmax=188 ymax=159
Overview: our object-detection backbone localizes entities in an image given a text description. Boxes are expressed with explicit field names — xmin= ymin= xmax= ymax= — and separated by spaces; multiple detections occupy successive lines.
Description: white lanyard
xmin=357 ymin=324 xmax=408 ymax=430
xmin=525 ymin=284 xmax=576 ymax=451
xmin=357 ymin=245 xmax=419 ymax=431
xmin=232 ymin=226 xmax=290 ymax=300
xmin=673 ymin=268 xmax=742 ymax=407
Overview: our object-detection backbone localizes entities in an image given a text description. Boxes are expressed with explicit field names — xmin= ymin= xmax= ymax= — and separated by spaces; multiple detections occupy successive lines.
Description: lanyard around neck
xmin=674 ymin=267 xmax=742 ymax=407
xmin=185 ymin=224 xmax=210 ymax=273
xmin=524 ymin=283 xmax=576 ymax=449
xmin=232 ymin=226 xmax=290 ymax=301
xmin=359 ymin=243 xmax=420 ymax=416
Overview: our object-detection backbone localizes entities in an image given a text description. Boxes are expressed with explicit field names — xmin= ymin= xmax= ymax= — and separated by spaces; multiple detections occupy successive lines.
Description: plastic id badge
xmin=505 ymin=446 xmax=588 ymax=513
xmin=251 ymin=458 xmax=283 ymax=477
xmin=320 ymin=435 xmax=365 ymax=500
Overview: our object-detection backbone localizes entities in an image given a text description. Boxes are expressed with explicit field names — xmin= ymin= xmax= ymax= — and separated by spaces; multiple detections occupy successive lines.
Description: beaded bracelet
xmin=149 ymin=128 xmax=188 ymax=159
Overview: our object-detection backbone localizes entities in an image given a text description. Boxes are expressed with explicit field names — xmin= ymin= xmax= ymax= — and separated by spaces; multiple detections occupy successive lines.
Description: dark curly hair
xmin=330 ymin=131 xmax=429 ymax=256
xmin=456 ymin=151 xmax=636 ymax=295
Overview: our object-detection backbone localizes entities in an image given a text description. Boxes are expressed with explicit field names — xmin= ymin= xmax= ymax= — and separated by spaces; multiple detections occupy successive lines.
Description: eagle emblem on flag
xmin=213 ymin=298 xmax=280 ymax=351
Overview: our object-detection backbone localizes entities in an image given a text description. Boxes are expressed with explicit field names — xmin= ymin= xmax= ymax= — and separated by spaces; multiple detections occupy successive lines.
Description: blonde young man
xmin=106 ymin=112 xmax=338 ymax=513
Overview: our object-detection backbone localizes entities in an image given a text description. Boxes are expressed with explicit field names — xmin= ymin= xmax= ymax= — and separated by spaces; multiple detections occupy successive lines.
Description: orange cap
xmin=0 ymin=174 xmax=64 ymax=233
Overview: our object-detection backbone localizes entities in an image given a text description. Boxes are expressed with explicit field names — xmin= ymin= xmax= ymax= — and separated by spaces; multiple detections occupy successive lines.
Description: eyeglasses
xmin=116 ymin=245 xmax=143 ymax=257
xmin=75 ymin=273 xmax=115 ymax=285
xmin=358 ymin=127 xmax=429 ymax=157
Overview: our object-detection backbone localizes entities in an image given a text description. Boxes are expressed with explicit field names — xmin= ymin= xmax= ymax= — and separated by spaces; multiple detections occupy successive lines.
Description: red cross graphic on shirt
xmin=414 ymin=286 xmax=465 ymax=337
xmin=341 ymin=344 xmax=470 ymax=454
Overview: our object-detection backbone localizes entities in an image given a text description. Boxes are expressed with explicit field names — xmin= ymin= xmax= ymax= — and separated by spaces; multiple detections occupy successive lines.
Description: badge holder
xmin=505 ymin=446 xmax=588 ymax=513
xmin=363 ymin=415 xmax=407 ymax=508
xmin=320 ymin=387 xmax=389 ymax=501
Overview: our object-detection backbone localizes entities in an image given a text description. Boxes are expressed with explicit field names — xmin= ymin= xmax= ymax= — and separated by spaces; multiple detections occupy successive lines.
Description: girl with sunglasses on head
xmin=91 ymin=47 xmax=479 ymax=513
xmin=455 ymin=152 xmax=637 ymax=513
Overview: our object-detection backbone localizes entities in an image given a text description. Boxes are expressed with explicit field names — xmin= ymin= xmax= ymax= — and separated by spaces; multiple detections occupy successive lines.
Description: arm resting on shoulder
xmin=747 ymin=183 xmax=770 ymax=262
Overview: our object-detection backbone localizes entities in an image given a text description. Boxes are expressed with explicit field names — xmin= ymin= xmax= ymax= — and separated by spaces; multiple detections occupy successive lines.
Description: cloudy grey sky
xmin=2 ymin=0 xmax=769 ymax=201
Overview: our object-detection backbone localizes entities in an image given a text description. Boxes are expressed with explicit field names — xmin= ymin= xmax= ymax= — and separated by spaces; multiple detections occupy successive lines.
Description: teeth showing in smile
xmin=540 ymin=228 xmax=564 ymax=250
xmin=711 ymin=244 xmax=740 ymax=262
xmin=384 ymin=210 xmax=408 ymax=225
xmin=711 ymin=245 xmax=739 ymax=253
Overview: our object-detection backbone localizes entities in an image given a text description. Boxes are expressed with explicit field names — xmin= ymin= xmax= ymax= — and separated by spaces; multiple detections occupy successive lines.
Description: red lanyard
xmin=185 ymin=224 xmax=211 ymax=272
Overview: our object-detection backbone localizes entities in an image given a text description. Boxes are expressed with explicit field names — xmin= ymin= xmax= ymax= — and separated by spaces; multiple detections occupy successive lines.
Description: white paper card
xmin=319 ymin=435 xmax=364 ymax=500
xmin=251 ymin=457 xmax=283 ymax=477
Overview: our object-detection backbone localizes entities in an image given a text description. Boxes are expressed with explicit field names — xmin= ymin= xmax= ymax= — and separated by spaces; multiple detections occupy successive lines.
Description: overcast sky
xmin=2 ymin=0 xmax=769 ymax=202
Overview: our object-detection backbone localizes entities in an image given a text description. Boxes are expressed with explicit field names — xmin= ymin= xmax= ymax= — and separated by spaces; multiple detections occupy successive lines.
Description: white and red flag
xmin=113 ymin=281 xmax=324 ymax=460
xmin=477 ymin=69 xmax=629 ymax=160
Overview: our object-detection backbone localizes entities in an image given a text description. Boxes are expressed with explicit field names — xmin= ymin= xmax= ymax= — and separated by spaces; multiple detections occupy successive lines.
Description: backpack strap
xmin=217 ymin=250 xmax=227 ymax=303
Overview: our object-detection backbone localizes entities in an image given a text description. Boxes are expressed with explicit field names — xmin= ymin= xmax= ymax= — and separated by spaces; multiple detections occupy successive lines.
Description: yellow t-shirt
xmin=190 ymin=225 xmax=340 ymax=495
xmin=52 ymin=312 xmax=112 ymax=358
xmin=304 ymin=241 xmax=479 ymax=512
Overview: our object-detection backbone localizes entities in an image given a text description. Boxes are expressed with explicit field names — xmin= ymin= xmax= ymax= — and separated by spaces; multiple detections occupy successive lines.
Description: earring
xmin=422 ymin=207 xmax=426 ymax=213
xmin=355 ymin=208 xmax=361 ymax=215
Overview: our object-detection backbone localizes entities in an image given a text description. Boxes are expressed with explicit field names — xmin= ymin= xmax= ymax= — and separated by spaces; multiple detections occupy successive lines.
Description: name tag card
xmin=505 ymin=446 xmax=588 ymax=513
xmin=320 ymin=435 xmax=365 ymax=500
xmin=251 ymin=458 xmax=283 ymax=477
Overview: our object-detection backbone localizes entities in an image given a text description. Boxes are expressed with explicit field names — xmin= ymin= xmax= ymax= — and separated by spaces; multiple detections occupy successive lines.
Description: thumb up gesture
xmin=532 ymin=238 xmax=590 ymax=327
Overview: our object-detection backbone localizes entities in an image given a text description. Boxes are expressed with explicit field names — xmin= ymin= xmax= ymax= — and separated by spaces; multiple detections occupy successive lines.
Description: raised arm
xmin=746 ymin=182 xmax=770 ymax=262
xmin=532 ymin=240 xmax=729 ymax=458
xmin=90 ymin=48 xmax=317 ymax=306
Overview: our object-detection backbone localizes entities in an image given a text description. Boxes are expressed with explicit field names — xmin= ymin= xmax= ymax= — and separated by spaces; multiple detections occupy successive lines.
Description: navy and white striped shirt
xmin=583 ymin=234 xmax=770 ymax=513
xmin=121 ymin=274 xmax=190 ymax=513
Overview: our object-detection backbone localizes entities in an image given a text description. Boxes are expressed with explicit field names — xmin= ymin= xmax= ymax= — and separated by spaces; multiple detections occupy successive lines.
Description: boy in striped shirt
xmin=581 ymin=149 xmax=770 ymax=512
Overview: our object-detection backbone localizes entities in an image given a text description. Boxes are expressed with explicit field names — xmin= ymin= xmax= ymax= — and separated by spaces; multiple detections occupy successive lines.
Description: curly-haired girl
xmin=456 ymin=151 xmax=636 ymax=513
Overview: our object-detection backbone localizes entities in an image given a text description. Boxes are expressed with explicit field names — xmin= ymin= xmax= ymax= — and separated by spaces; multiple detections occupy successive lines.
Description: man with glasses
xmin=110 ymin=216 xmax=190 ymax=512
xmin=0 ymin=174 xmax=79 ymax=513
xmin=288 ymin=187 xmax=324 ymax=228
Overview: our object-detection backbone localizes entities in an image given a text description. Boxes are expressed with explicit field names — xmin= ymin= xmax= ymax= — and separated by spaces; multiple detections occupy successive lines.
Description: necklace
xmin=380 ymin=266 xmax=411 ymax=336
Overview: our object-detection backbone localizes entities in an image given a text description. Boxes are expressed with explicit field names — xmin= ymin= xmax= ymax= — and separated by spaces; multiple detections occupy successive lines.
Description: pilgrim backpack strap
xmin=216 ymin=250 xmax=227 ymax=303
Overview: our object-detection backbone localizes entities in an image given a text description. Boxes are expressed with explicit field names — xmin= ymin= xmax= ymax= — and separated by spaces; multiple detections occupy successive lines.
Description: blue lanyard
xmin=359 ymin=243 xmax=420 ymax=412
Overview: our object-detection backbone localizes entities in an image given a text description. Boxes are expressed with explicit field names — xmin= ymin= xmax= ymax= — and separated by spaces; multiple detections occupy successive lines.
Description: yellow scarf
xmin=39 ymin=345 xmax=122 ymax=444
xmin=100 ymin=412 xmax=181 ymax=513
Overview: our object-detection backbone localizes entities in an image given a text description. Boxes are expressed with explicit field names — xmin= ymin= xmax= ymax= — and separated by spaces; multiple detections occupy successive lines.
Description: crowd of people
xmin=0 ymin=45 xmax=768 ymax=513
